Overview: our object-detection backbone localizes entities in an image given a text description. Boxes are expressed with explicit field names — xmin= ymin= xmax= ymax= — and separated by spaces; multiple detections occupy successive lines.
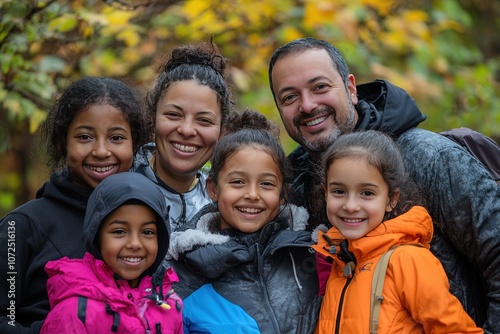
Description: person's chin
xmin=303 ymin=136 xmax=334 ymax=153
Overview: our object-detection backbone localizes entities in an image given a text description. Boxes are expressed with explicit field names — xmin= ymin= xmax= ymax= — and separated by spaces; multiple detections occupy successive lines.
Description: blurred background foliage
xmin=1 ymin=0 xmax=499 ymax=215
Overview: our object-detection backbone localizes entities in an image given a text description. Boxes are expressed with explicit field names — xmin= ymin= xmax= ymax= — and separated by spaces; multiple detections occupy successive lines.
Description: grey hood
xmin=83 ymin=172 xmax=170 ymax=274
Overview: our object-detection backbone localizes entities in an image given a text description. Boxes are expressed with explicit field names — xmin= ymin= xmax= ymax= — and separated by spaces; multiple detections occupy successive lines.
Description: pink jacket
xmin=41 ymin=252 xmax=183 ymax=333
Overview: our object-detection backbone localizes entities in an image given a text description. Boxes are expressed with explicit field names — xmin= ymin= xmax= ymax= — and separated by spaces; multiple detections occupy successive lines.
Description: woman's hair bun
xmin=165 ymin=41 xmax=227 ymax=77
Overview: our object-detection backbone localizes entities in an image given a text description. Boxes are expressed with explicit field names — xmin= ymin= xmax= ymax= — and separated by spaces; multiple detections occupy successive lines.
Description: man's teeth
xmin=306 ymin=116 xmax=327 ymax=126
xmin=90 ymin=165 xmax=114 ymax=172
xmin=173 ymin=143 xmax=198 ymax=152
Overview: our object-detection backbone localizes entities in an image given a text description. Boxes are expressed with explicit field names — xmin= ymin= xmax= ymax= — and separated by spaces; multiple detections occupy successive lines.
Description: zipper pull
xmin=343 ymin=261 xmax=355 ymax=277
xmin=160 ymin=302 xmax=171 ymax=310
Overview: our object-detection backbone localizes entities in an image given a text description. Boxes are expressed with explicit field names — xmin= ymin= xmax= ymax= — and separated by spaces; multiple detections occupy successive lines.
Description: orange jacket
xmin=313 ymin=206 xmax=483 ymax=333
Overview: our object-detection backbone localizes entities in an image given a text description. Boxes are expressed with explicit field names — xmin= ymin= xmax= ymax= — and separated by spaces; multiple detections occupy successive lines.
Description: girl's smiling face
xmin=98 ymin=204 xmax=158 ymax=288
xmin=207 ymin=147 xmax=283 ymax=233
xmin=66 ymin=104 xmax=133 ymax=189
xmin=325 ymin=157 xmax=396 ymax=240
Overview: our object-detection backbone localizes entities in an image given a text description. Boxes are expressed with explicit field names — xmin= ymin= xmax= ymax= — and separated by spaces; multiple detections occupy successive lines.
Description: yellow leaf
xmin=182 ymin=0 xmax=212 ymax=20
xmin=361 ymin=0 xmax=398 ymax=16
xmin=29 ymin=109 xmax=47 ymax=134
xmin=122 ymin=47 xmax=141 ymax=64
xmin=103 ymin=7 xmax=136 ymax=26
xmin=435 ymin=19 xmax=464 ymax=33
xmin=30 ymin=42 xmax=42 ymax=54
xmin=82 ymin=25 xmax=94 ymax=39
xmin=282 ymin=26 xmax=303 ymax=42
xmin=380 ymin=29 xmax=407 ymax=52
xmin=403 ymin=10 xmax=428 ymax=23
xmin=303 ymin=1 xmax=338 ymax=29
xmin=80 ymin=11 xmax=108 ymax=26
xmin=117 ymin=28 xmax=140 ymax=47
xmin=48 ymin=14 xmax=78 ymax=33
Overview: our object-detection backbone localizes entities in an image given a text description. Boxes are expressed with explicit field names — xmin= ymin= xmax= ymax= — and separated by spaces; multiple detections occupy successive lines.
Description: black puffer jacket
xmin=168 ymin=203 xmax=321 ymax=334
xmin=288 ymin=79 xmax=500 ymax=332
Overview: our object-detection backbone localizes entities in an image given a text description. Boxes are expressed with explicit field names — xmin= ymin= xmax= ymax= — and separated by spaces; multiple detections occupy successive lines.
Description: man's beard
xmin=293 ymin=101 xmax=357 ymax=154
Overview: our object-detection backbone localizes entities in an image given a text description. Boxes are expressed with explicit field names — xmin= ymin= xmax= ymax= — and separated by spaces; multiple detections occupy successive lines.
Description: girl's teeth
xmin=239 ymin=208 xmax=262 ymax=214
xmin=344 ymin=218 xmax=362 ymax=223
xmin=90 ymin=165 xmax=114 ymax=172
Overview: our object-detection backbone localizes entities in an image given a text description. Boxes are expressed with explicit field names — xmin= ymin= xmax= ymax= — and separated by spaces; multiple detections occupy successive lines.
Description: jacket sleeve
xmin=0 ymin=211 xmax=45 ymax=334
xmin=40 ymin=299 xmax=87 ymax=334
xmin=399 ymin=129 xmax=500 ymax=332
xmin=389 ymin=246 xmax=482 ymax=333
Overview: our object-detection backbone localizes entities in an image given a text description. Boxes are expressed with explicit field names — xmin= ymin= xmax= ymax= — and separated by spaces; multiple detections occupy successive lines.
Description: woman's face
xmin=154 ymin=80 xmax=221 ymax=192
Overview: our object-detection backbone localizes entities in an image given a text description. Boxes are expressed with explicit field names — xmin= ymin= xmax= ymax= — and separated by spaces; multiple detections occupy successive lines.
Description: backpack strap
xmin=440 ymin=127 xmax=500 ymax=182
xmin=370 ymin=244 xmax=425 ymax=333
xmin=370 ymin=248 xmax=396 ymax=334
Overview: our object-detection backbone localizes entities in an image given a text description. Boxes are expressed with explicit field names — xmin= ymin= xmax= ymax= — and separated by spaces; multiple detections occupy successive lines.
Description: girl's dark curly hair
xmin=145 ymin=40 xmax=234 ymax=134
xmin=40 ymin=77 xmax=148 ymax=172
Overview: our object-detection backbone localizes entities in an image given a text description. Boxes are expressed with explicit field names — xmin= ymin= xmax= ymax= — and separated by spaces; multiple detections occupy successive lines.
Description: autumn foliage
xmin=1 ymin=0 xmax=499 ymax=214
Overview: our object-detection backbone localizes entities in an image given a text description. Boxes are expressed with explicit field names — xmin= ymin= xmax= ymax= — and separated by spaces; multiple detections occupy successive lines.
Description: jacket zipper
xmin=256 ymin=242 xmax=281 ymax=333
xmin=335 ymin=275 xmax=353 ymax=333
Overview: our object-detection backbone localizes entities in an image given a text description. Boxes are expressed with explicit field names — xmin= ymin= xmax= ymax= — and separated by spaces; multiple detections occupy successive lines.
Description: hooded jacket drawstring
xmin=147 ymin=265 xmax=170 ymax=310
xmin=289 ymin=251 xmax=303 ymax=292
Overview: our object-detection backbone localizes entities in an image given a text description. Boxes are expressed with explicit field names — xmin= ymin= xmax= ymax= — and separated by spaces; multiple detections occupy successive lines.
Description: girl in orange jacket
xmin=313 ymin=130 xmax=482 ymax=333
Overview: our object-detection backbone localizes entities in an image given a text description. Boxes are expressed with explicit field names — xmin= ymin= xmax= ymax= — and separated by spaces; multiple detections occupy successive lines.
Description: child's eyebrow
xmin=226 ymin=171 xmax=280 ymax=179
xmin=105 ymin=220 xmax=128 ymax=226
xmin=260 ymin=172 xmax=279 ymax=179
xmin=73 ymin=125 xmax=96 ymax=131
xmin=107 ymin=126 xmax=130 ymax=132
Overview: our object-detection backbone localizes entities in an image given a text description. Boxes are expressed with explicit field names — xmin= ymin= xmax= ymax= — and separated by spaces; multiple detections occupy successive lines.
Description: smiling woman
xmin=133 ymin=40 xmax=235 ymax=231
